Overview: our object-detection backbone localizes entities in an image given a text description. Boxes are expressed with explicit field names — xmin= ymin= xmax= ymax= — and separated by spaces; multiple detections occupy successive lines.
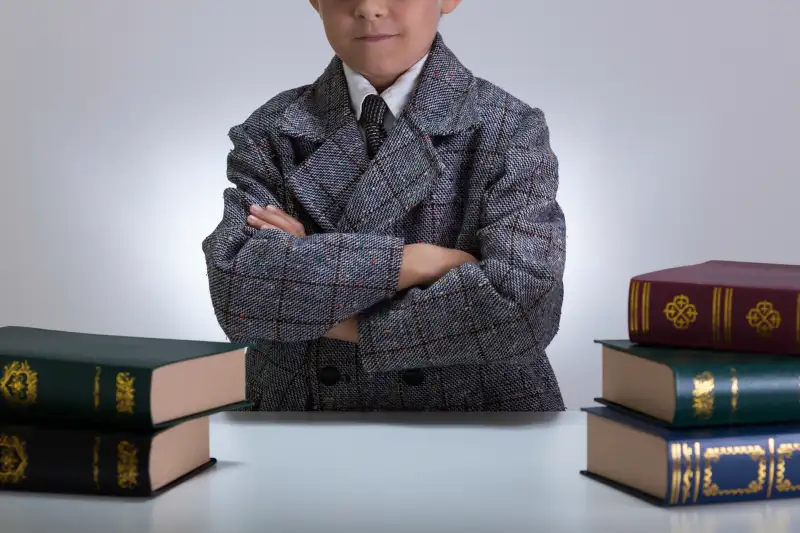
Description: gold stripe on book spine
xmin=641 ymin=282 xmax=651 ymax=332
xmin=795 ymin=293 xmax=800 ymax=347
xmin=767 ymin=438 xmax=775 ymax=498
xmin=724 ymin=288 xmax=734 ymax=342
xmin=94 ymin=366 xmax=101 ymax=410
xmin=712 ymin=287 xmax=722 ymax=342
xmin=629 ymin=281 xmax=637 ymax=333
xmin=681 ymin=443 xmax=693 ymax=504
xmin=93 ymin=437 xmax=101 ymax=489
xmin=730 ymin=368 xmax=739 ymax=412
xmin=670 ymin=443 xmax=681 ymax=504
xmin=693 ymin=442 xmax=701 ymax=502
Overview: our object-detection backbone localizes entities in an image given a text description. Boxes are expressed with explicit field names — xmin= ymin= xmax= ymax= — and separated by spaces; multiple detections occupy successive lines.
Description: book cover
xmin=0 ymin=326 xmax=250 ymax=428
xmin=627 ymin=260 xmax=800 ymax=354
xmin=582 ymin=406 xmax=800 ymax=506
xmin=597 ymin=339 xmax=800 ymax=427
xmin=0 ymin=417 xmax=216 ymax=497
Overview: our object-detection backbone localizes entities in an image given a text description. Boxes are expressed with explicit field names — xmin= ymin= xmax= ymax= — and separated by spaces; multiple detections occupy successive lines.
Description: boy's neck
xmin=354 ymin=48 xmax=433 ymax=93
xmin=371 ymin=79 xmax=395 ymax=93
xmin=364 ymin=67 xmax=412 ymax=93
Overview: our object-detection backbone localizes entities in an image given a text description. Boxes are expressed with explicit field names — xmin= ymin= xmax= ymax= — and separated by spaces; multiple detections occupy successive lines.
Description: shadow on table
xmin=217 ymin=410 xmax=570 ymax=427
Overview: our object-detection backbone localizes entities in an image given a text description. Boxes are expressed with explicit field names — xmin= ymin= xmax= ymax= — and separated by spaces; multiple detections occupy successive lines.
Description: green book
xmin=0 ymin=416 xmax=215 ymax=497
xmin=596 ymin=339 xmax=800 ymax=427
xmin=0 ymin=326 xmax=250 ymax=429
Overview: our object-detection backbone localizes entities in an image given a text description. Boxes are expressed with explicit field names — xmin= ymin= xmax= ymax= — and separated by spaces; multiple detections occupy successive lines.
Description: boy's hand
xmin=325 ymin=317 xmax=359 ymax=343
xmin=398 ymin=243 xmax=477 ymax=290
xmin=324 ymin=245 xmax=477 ymax=342
xmin=247 ymin=205 xmax=306 ymax=237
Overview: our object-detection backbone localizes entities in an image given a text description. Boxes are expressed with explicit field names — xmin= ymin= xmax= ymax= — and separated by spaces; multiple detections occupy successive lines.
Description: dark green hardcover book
xmin=596 ymin=339 xmax=800 ymax=427
xmin=0 ymin=416 xmax=215 ymax=497
xmin=0 ymin=326 xmax=250 ymax=429
xmin=581 ymin=406 xmax=800 ymax=506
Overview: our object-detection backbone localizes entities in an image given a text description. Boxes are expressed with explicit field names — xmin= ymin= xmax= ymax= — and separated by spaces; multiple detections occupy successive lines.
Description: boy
xmin=202 ymin=0 xmax=567 ymax=411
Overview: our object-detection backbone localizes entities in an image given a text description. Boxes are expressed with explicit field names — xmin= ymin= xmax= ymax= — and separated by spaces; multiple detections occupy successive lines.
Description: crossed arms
xmin=244 ymin=204 xmax=477 ymax=343
xmin=202 ymin=107 xmax=566 ymax=372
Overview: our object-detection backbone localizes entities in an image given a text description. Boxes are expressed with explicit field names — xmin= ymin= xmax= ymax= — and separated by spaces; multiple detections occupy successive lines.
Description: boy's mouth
xmin=356 ymin=33 xmax=396 ymax=42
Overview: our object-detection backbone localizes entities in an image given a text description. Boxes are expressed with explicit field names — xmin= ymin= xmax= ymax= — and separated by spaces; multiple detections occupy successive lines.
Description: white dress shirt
xmin=342 ymin=54 xmax=428 ymax=136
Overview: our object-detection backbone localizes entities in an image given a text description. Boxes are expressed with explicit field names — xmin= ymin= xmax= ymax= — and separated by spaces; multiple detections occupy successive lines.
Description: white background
xmin=1 ymin=0 xmax=798 ymax=409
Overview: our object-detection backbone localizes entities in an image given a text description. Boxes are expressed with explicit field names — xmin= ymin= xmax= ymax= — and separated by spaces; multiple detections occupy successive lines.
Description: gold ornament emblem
xmin=0 ymin=361 xmax=38 ymax=405
xmin=0 ymin=435 xmax=27 ymax=484
xmin=692 ymin=371 xmax=715 ymax=419
xmin=117 ymin=441 xmax=139 ymax=489
xmin=664 ymin=295 xmax=698 ymax=330
xmin=746 ymin=301 xmax=781 ymax=336
xmin=115 ymin=372 xmax=135 ymax=414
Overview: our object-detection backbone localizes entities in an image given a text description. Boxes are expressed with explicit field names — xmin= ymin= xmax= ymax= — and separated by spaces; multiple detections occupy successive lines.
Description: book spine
xmin=628 ymin=279 xmax=800 ymax=355
xmin=672 ymin=364 xmax=800 ymax=426
xmin=0 ymin=355 xmax=152 ymax=428
xmin=664 ymin=432 xmax=800 ymax=506
xmin=0 ymin=425 xmax=153 ymax=496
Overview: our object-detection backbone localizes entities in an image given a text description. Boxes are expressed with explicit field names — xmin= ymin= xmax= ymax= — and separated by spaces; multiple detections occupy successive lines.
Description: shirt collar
xmin=342 ymin=54 xmax=428 ymax=121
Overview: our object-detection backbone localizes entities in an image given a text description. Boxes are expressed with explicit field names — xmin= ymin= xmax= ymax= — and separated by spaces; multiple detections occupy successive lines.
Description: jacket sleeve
xmin=356 ymin=107 xmax=566 ymax=372
xmin=202 ymin=123 xmax=405 ymax=343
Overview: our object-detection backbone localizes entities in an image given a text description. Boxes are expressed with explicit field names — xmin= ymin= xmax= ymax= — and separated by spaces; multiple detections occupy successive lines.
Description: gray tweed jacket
xmin=202 ymin=33 xmax=567 ymax=411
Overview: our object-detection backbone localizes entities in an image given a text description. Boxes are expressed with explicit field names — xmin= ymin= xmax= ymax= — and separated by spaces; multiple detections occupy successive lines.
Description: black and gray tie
xmin=360 ymin=94 xmax=388 ymax=159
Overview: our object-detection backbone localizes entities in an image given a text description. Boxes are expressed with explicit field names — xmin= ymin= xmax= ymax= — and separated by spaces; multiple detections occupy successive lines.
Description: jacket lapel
xmin=277 ymin=33 xmax=483 ymax=235
xmin=337 ymin=33 xmax=483 ymax=234
xmin=276 ymin=59 xmax=369 ymax=233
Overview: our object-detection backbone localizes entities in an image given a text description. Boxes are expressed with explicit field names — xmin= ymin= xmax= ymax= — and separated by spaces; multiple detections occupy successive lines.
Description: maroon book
xmin=629 ymin=260 xmax=800 ymax=354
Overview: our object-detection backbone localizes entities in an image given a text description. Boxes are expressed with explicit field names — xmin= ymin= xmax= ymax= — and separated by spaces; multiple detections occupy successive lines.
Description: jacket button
xmin=318 ymin=366 xmax=341 ymax=386
xmin=401 ymin=369 xmax=425 ymax=386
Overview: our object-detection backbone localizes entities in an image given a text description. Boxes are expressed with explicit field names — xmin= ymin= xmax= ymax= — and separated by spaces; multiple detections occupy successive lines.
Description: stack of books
xmin=581 ymin=260 xmax=800 ymax=507
xmin=0 ymin=326 xmax=249 ymax=497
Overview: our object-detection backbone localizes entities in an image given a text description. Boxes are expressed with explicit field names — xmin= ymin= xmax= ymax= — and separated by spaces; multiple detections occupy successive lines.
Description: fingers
xmin=247 ymin=205 xmax=287 ymax=231
xmin=273 ymin=208 xmax=305 ymax=237
xmin=246 ymin=216 xmax=281 ymax=231
xmin=448 ymin=249 xmax=478 ymax=270
xmin=247 ymin=205 xmax=305 ymax=237
xmin=266 ymin=205 xmax=298 ymax=227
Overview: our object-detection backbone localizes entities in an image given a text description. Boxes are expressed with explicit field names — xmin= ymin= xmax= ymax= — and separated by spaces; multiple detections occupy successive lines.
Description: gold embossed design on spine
xmin=775 ymin=442 xmax=800 ymax=492
xmin=746 ymin=301 xmax=781 ymax=337
xmin=703 ymin=445 xmax=767 ymax=497
xmin=116 ymin=441 xmax=138 ymax=489
xmin=94 ymin=367 xmax=101 ymax=410
xmin=669 ymin=441 xmax=704 ymax=504
xmin=640 ymin=282 xmax=651 ymax=333
xmin=712 ymin=287 xmax=722 ymax=342
xmin=0 ymin=361 xmax=38 ymax=406
xmin=681 ymin=443 xmax=694 ymax=504
xmin=664 ymin=295 xmax=698 ymax=330
xmin=0 ymin=435 xmax=27 ymax=484
xmin=629 ymin=280 xmax=640 ymax=333
xmin=730 ymin=368 xmax=739 ymax=413
xmin=115 ymin=372 xmax=135 ymax=414
xmin=724 ymin=288 xmax=734 ymax=342
xmin=93 ymin=437 xmax=101 ymax=489
xmin=692 ymin=371 xmax=714 ymax=419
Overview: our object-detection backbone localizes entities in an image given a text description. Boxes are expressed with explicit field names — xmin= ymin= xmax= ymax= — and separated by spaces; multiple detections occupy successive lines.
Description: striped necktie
xmin=360 ymin=94 xmax=388 ymax=159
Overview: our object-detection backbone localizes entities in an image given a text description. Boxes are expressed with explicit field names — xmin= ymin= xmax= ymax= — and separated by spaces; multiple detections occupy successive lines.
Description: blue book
xmin=581 ymin=406 xmax=800 ymax=506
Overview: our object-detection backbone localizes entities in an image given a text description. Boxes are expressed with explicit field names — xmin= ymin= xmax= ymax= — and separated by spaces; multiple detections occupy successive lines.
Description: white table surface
xmin=0 ymin=410 xmax=797 ymax=533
